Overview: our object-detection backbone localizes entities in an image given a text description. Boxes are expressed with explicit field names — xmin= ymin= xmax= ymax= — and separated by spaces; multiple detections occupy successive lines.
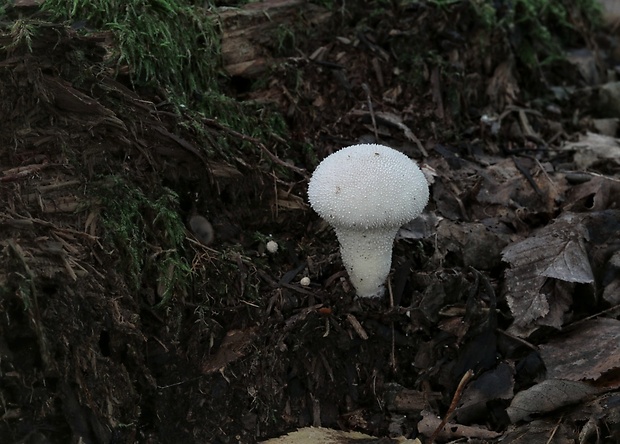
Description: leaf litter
xmin=501 ymin=213 xmax=596 ymax=337
xmin=539 ymin=318 xmax=620 ymax=385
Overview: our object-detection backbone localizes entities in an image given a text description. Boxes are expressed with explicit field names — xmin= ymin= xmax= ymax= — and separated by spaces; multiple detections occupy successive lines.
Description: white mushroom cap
xmin=308 ymin=143 xmax=429 ymax=298
xmin=266 ymin=240 xmax=279 ymax=253
xmin=189 ymin=215 xmax=214 ymax=246
xmin=308 ymin=144 xmax=428 ymax=229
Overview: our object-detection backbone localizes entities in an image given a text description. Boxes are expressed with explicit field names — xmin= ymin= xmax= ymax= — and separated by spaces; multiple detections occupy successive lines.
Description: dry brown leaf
xmin=591 ymin=117 xmax=618 ymax=136
xmin=275 ymin=189 xmax=307 ymax=211
xmin=603 ymin=250 xmax=620 ymax=305
xmin=502 ymin=213 xmax=594 ymax=337
xmin=476 ymin=157 xmax=563 ymax=216
xmin=209 ymin=162 xmax=244 ymax=178
xmin=503 ymin=221 xmax=593 ymax=283
xmin=456 ymin=362 xmax=515 ymax=423
xmin=486 ymin=60 xmax=519 ymax=109
xmin=570 ymin=392 xmax=620 ymax=443
xmin=399 ymin=212 xmax=441 ymax=240
xmin=539 ymin=318 xmax=620 ymax=385
xmin=565 ymin=48 xmax=599 ymax=85
xmin=476 ymin=159 xmax=521 ymax=206
xmin=417 ymin=410 xmax=501 ymax=440
xmin=436 ymin=219 xmax=512 ymax=270
xmin=562 ymin=132 xmax=620 ymax=170
xmin=385 ymin=384 xmax=442 ymax=413
xmin=564 ymin=175 xmax=620 ymax=212
xmin=506 ymin=379 xmax=597 ymax=423
xmin=201 ymin=327 xmax=257 ymax=374
xmin=260 ymin=427 xmax=421 ymax=443
xmin=501 ymin=419 xmax=576 ymax=444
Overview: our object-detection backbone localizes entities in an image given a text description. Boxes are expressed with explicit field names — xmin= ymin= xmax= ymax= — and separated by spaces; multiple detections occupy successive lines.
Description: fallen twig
xmin=429 ymin=369 xmax=474 ymax=444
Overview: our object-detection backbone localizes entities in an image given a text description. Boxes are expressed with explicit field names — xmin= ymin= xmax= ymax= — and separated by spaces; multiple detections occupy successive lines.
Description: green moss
xmin=499 ymin=0 xmax=601 ymax=69
xmin=95 ymin=177 xmax=191 ymax=307
xmin=388 ymin=0 xmax=601 ymax=115
xmin=42 ymin=0 xmax=221 ymax=102
xmin=402 ymin=0 xmax=600 ymax=67
xmin=273 ymin=23 xmax=297 ymax=57
xmin=179 ymin=93 xmax=290 ymax=169
xmin=4 ymin=19 xmax=37 ymax=52
xmin=38 ymin=1 xmax=295 ymax=170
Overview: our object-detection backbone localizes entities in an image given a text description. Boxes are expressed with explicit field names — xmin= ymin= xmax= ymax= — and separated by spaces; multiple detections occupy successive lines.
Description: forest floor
xmin=1 ymin=1 xmax=619 ymax=443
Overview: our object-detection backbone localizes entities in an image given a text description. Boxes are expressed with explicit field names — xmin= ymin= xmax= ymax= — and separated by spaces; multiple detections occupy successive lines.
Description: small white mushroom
xmin=307 ymin=143 xmax=429 ymax=298
xmin=300 ymin=276 xmax=311 ymax=286
xmin=266 ymin=240 xmax=279 ymax=253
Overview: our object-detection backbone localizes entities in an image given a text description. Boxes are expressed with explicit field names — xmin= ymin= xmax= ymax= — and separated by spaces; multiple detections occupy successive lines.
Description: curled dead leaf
xmin=418 ymin=410 xmax=501 ymax=440
xmin=260 ymin=426 xmax=421 ymax=443
xmin=502 ymin=214 xmax=595 ymax=337
xmin=539 ymin=318 xmax=620 ymax=386
xmin=506 ymin=379 xmax=597 ymax=423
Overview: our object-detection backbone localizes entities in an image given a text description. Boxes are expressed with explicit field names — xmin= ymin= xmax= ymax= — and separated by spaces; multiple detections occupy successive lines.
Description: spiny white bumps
xmin=308 ymin=143 xmax=429 ymax=298
xmin=266 ymin=240 xmax=279 ymax=253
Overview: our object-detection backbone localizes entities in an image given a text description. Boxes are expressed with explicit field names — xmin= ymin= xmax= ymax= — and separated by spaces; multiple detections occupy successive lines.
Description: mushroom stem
xmin=335 ymin=226 xmax=400 ymax=298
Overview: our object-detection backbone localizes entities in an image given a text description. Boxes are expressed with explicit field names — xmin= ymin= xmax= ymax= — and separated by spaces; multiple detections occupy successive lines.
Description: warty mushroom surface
xmin=308 ymin=143 xmax=429 ymax=298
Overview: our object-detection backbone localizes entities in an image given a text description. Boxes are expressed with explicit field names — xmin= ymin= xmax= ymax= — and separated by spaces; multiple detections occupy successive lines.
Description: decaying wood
xmin=215 ymin=0 xmax=332 ymax=77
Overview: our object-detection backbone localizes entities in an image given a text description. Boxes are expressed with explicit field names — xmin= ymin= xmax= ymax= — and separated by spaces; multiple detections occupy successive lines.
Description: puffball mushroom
xmin=189 ymin=215 xmax=214 ymax=246
xmin=308 ymin=143 xmax=429 ymax=298
xmin=266 ymin=240 xmax=279 ymax=253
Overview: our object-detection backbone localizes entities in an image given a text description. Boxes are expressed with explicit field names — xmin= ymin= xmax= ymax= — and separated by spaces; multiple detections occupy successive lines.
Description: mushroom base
xmin=335 ymin=227 xmax=399 ymax=298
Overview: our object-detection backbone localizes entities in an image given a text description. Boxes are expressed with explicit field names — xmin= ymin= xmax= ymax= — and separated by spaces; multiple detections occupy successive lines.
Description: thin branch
xmin=429 ymin=369 xmax=474 ymax=444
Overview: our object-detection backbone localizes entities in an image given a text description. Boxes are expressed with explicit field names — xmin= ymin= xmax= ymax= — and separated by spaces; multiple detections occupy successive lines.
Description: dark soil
xmin=1 ymin=1 xmax=619 ymax=444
